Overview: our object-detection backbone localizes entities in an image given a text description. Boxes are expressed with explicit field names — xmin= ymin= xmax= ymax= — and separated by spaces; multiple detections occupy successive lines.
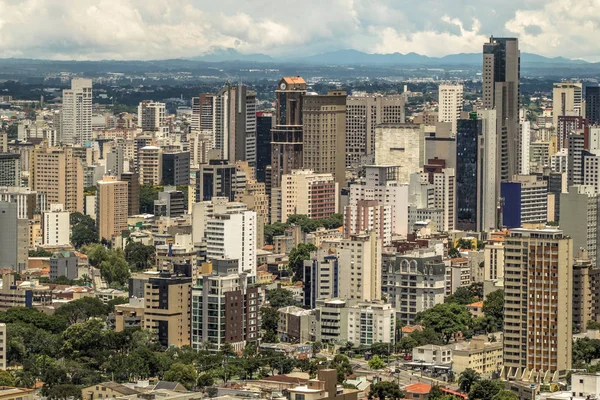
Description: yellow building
xmin=450 ymin=333 xmax=503 ymax=376
xmin=96 ymin=175 xmax=128 ymax=241
xmin=30 ymin=144 xmax=84 ymax=213
xmin=81 ymin=382 xmax=139 ymax=400
xmin=0 ymin=387 xmax=34 ymax=400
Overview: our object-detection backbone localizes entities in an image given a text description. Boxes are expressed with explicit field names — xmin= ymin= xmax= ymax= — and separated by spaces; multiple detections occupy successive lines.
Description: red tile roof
xmin=405 ymin=383 xmax=432 ymax=394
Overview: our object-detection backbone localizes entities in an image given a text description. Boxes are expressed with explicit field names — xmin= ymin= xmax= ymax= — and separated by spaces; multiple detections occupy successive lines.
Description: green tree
xmin=458 ymin=368 xmax=481 ymax=394
xmin=429 ymin=385 xmax=444 ymax=400
xmin=468 ymin=282 xmax=484 ymax=299
xmin=44 ymin=384 xmax=82 ymax=400
xmin=368 ymin=381 xmax=404 ymax=400
xmin=70 ymin=213 xmax=98 ymax=249
xmin=100 ymin=249 xmax=130 ymax=286
xmin=261 ymin=307 xmax=279 ymax=343
xmin=267 ymin=288 xmax=298 ymax=308
xmin=396 ymin=335 xmax=417 ymax=354
xmin=469 ymin=379 xmax=504 ymax=400
xmin=448 ymin=247 xmax=461 ymax=258
xmin=445 ymin=286 xmax=476 ymax=305
xmin=416 ymin=303 xmax=472 ymax=343
xmin=163 ymin=362 xmax=198 ymax=390
xmin=409 ymin=328 xmax=445 ymax=346
xmin=368 ymin=355 xmax=386 ymax=370
xmin=0 ymin=370 xmax=15 ymax=386
xmin=125 ymin=242 xmax=155 ymax=271
xmin=61 ymin=319 xmax=106 ymax=357
xmin=288 ymin=243 xmax=317 ymax=280
xmin=491 ymin=390 xmax=519 ymax=400
xmin=29 ymin=249 xmax=53 ymax=257
xmin=264 ymin=222 xmax=287 ymax=245
xmin=140 ymin=185 xmax=162 ymax=214
xmin=197 ymin=373 xmax=214 ymax=389
xmin=482 ymin=290 xmax=504 ymax=331
xmin=329 ymin=354 xmax=353 ymax=383
xmin=53 ymin=297 xmax=108 ymax=325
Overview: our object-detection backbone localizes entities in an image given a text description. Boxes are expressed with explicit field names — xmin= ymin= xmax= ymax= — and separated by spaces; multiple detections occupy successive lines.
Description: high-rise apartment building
xmin=438 ymin=84 xmax=463 ymax=134
xmin=271 ymin=77 xmax=306 ymax=188
xmin=558 ymin=115 xmax=586 ymax=150
xmin=191 ymin=262 xmax=262 ymax=351
xmin=553 ymin=82 xmax=583 ymax=130
xmin=121 ymin=171 xmax=140 ymax=216
xmin=346 ymin=95 xmax=405 ymax=167
xmin=423 ymin=159 xmax=456 ymax=232
xmin=96 ymin=175 xmax=128 ymax=241
xmin=162 ymin=151 xmax=190 ymax=186
xmin=303 ymin=248 xmax=340 ymax=309
xmin=154 ymin=186 xmax=185 ymax=218
xmin=484 ymin=234 xmax=505 ymax=280
xmin=501 ymin=175 xmax=548 ymax=229
xmin=0 ymin=153 xmax=21 ymax=187
xmin=382 ymin=251 xmax=446 ymax=325
xmin=343 ymin=200 xmax=392 ymax=245
xmin=568 ymin=132 xmax=587 ymax=186
xmin=572 ymin=251 xmax=599 ymax=332
xmin=560 ymin=185 xmax=600 ymax=267
xmin=586 ymin=86 xmax=600 ymax=125
xmin=143 ymin=272 xmax=192 ymax=348
xmin=30 ymin=144 xmax=84 ymax=213
xmin=138 ymin=146 xmax=162 ymax=185
xmin=42 ymin=204 xmax=70 ymax=246
xmin=61 ymin=78 xmax=92 ymax=145
xmin=0 ymin=187 xmax=46 ymax=219
xmin=303 ymin=91 xmax=347 ymax=186
xmin=279 ymin=169 xmax=338 ymax=223
xmin=456 ymin=111 xmax=497 ymax=231
xmin=503 ymin=228 xmax=572 ymax=382
xmin=137 ymin=101 xmax=166 ymax=132
xmin=374 ymin=124 xmax=423 ymax=183
xmin=483 ymin=37 xmax=520 ymax=182
xmin=0 ymin=201 xmax=28 ymax=272
xmin=324 ymin=232 xmax=382 ymax=302
xmin=205 ymin=209 xmax=257 ymax=276
xmin=195 ymin=160 xmax=242 ymax=202
xmin=348 ymin=165 xmax=409 ymax=237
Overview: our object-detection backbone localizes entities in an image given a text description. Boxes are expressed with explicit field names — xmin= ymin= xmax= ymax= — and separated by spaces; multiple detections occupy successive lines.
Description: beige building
xmin=484 ymin=233 xmax=506 ymax=280
xmin=572 ymin=250 xmax=600 ymax=332
xmin=374 ymin=124 xmax=424 ymax=184
xmin=96 ymin=175 xmax=128 ymax=241
xmin=30 ymin=144 xmax=83 ymax=213
xmin=82 ymin=382 xmax=140 ymax=400
xmin=438 ymin=84 xmax=463 ymax=134
xmin=503 ymin=228 xmax=572 ymax=382
xmin=280 ymin=169 xmax=339 ymax=223
xmin=450 ymin=333 xmax=503 ymax=376
xmin=345 ymin=94 xmax=405 ymax=166
xmin=552 ymin=81 xmax=583 ymax=138
xmin=114 ymin=298 xmax=145 ymax=332
xmin=0 ymin=387 xmax=34 ymax=400
xmin=287 ymin=369 xmax=359 ymax=400
xmin=324 ymin=232 xmax=382 ymax=302
xmin=138 ymin=145 xmax=162 ymax=185
xmin=143 ymin=274 xmax=192 ymax=348
xmin=303 ymin=90 xmax=347 ymax=187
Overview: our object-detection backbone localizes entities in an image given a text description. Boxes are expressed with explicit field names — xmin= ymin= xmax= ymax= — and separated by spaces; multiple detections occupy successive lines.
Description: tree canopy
xmin=288 ymin=243 xmax=317 ymax=281
xmin=266 ymin=288 xmax=298 ymax=308
xmin=416 ymin=303 xmax=472 ymax=343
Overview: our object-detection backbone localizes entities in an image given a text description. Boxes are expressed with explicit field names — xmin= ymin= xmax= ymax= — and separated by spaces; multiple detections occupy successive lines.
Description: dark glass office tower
xmin=586 ymin=86 xmax=600 ymax=125
xmin=256 ymin=112 xmax=273 ymax=183
xmin=456 ymin=117 xmax=482 ymax=231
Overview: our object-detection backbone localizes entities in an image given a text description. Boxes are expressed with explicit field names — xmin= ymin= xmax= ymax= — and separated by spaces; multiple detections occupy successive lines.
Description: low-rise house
xmin=448 ymin=333 xmax=503 ymax=376
xmin=404 ymin=383 xmax=431 ymax=400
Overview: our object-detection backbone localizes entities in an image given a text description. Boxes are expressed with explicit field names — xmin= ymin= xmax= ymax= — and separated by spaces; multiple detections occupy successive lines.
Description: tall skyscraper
xmin=61 ymin=78 xmax=92 ymax=145
xmin=503 ymin=228 xmax=572 ymax=382
xmin=42 ymin=204 xmax=70 ymax=246
xmin=345 ymin=95 xmax=405 ymax=166
xmin=302 ymin=90 xmax=347 ymax=187
xmin=500 ymin=175 xmax=548 ymax=229
xmin=213 ymin=85 xmax=257 ymax=166
xmin=560 ymin=185 xmax=600 ymax=267
xmin=271 ymin=77 xmax=306 ymax=188
xmin=0 ymin=153 xmax=21 ymax=187
xmin=255 ymin=112 xmax=273 ymax=183
xmin=438 ymin=84 xmax=463 ymax=135
xmin=121 ymin=171 xmax=140 ymax=216
xmin=0 ymin=201 xmax=28 ymax=272
xmin=586 ymin=86 xmax=600 ymax=125
xmin=162 ymin=151 xmax=190 ymax=186
xmin=30 ymin=144 xmax=84 ymax=213
xmin=456 ymin=111 xmax=497 ymax=231
xmin=483 ymin=36 xmax=520 ymax=182
xmin=553 ymin=82 xmax=583 ymax=129
xmin=96 ymin=175 xmax=128 ymax=241
xmin=138 ymin=146 xmax=162 ymax=185
xmin=137 ymin=101 xmax=166 ymax=132
xmin=195 ymin=160 xmax=242 ymax=202
xmin=374 ymin=124 xmax=423 ymax=184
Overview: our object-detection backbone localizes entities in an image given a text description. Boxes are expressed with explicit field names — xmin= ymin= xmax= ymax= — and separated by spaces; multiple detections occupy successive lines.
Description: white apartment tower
xmin=205 ymin=210 xmax=257 ymax=276
xmin=42 ymin=203 xmax=70 ymax=246
xmin=138 ymin=101 xmax=166 ymax=132
xmin=438 ymin=84 xmax=463 ymax=135
xmin=61 ymin=78 xmax=92 ymax=145
xmin=552 ymin=82 xmax=583 ymax=129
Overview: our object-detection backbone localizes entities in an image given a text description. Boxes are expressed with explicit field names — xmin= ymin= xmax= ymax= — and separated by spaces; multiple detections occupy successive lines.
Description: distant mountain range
xmin=188 ymin=47 xmax=589 ymax=66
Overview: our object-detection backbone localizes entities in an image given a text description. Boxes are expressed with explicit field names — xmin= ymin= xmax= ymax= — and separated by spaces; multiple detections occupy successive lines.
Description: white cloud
xmin=0 ymin=0 xmax=596 ymax=60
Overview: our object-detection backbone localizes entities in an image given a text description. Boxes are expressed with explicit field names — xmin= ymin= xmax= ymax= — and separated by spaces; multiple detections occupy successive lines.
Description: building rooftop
xmin=404 ymin=383 xmax=431 ymax=394
xmin=467 ymin=301 xmax=484 ymax=308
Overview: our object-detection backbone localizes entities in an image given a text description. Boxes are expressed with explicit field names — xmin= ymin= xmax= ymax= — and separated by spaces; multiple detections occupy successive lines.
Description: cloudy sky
xmin=0 ymin=0 xmax=598 ymax=60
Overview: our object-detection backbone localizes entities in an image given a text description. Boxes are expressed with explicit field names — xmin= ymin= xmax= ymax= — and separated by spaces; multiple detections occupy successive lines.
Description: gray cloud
xmin=0 ymin=0 xmax=596 ymax=60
